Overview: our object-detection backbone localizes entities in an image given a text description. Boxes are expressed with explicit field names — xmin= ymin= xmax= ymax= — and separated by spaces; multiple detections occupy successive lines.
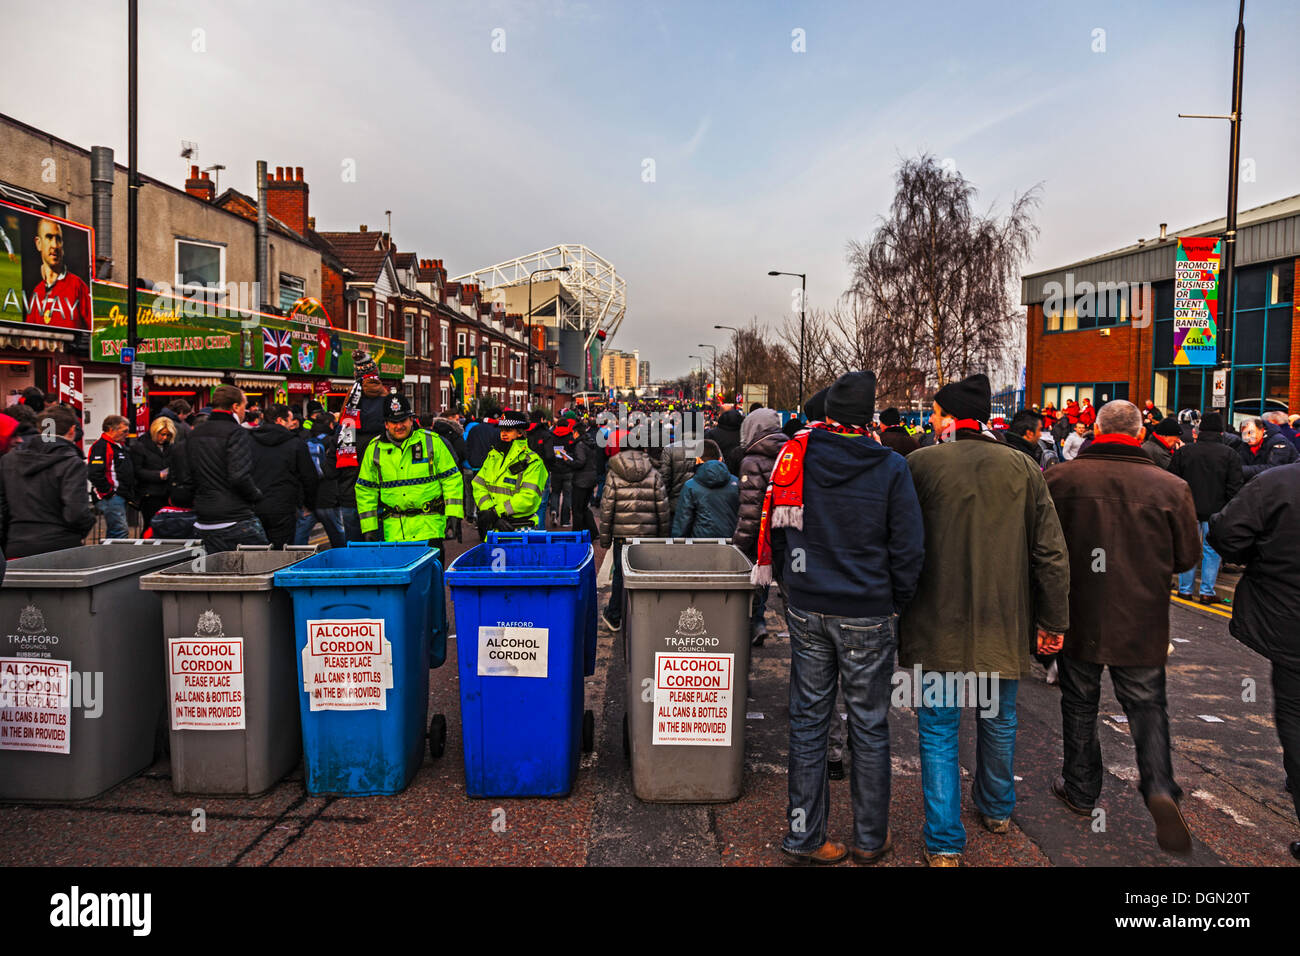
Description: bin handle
xmin=627 ymin=537 xmax=732 ymax=545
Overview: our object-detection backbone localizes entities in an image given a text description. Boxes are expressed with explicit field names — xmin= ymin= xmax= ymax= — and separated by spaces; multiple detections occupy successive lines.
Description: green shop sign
xmin=91 ymin=283 xmax=404 ymax=378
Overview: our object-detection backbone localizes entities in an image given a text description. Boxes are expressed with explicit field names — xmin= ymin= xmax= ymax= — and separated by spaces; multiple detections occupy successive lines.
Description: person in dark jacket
xmin=1239 ymin=417 xmax=1298 ymax=481
xmin=568 ymin=420 xmax=601 ymax=539
xmin=1142 ymin=418 xmax=1183 ymax=469
xmin=171 ymin=385 xmax=267 ymax=552
xmin=549 ymin=416 xmax=580 ymax=528
xmin=705 ymin=408 xmax=744 ymax=473
xmin=1169 ymin=412 xmax=1243 ymax=603
xmin=250 ymin=404 xmax=319 ymax=549
xmin=1045 ymin=400 xmax=1201 ymax=853
xmin=432 ymin=411 xmax=468 ymax=466
xmin=130 ymin=416 xmax=178 ymax=530
xmin=293 ymin=412 xmax=345 ymax=549
xmin=658 ymin=434 xmax=703 ymax=519
xmin=87 ymin=414 xmax=135 ymax=539
xmin=671 ymin=440 xmax=738 ymax=538
xmin=731 ymin=408 xmax=787 ymax=645
xmin=2 ymin=403 xmax=41 ymax=453
xmin=0 ymin=404 xmax=95 ymax=557
xmin=760 ymin=371 xmax=924 ymax=866
xmin=878 ymin=407 xmax=920 ymax=457
xmin=1208 ymin=461 xmax=1300 ymax=861
xmin=157 ymin=399 xmax=193 ymax=442
xmin=1004 ymin=409 xmax=1056 ymax=470
xmin=598 ymin=447 xmax=669 ymax=630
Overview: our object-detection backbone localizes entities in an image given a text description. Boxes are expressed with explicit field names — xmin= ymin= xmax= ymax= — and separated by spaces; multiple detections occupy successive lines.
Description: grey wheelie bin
xmin=139 ymin=545 xmax=318 ymax=795
xmin=0 ymin=539 xmax=204 ymax=802
xmin=620 ymin=538 xmax=754 ymax=803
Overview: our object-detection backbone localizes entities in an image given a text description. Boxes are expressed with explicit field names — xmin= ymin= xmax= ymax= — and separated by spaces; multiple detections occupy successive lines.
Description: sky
xmin=3 ymin=0 xmax=1297 ymax=380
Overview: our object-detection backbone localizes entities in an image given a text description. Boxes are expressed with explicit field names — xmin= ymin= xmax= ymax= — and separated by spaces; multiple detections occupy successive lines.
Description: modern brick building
xmin=1022 ymin=195 xmax=1299 ymax=424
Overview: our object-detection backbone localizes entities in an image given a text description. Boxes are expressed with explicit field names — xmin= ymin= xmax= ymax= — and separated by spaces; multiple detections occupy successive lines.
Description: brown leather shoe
xmin=781 ymin=840 xmax=848 ymax=865
xmin=851 ymin=831 xmax=892 ymax=865
xmin=1147 ymin=793 xmax=1192 ymax=854
xmin=1051 ymin=776 xmax=1094 ymax=817
xmin=979 ymin=814 xmax=1011 ymax=834
xmin=922 ymin=847 xmax=961 ymax=867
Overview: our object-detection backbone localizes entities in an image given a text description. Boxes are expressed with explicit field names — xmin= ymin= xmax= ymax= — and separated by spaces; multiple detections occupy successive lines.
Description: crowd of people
xmin=0 ymin=365 xmax=1294 ymax=868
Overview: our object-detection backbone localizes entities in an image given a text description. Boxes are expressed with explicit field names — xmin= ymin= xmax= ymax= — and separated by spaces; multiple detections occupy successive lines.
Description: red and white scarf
xmin=751 ymin=421 xmax=872 ymax=585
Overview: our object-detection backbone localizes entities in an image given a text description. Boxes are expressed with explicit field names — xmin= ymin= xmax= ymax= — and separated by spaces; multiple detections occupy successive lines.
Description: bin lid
xmin=139 ymin=546 xmax=319 ymax=592
xmin=2 ymin=539 xmax=206 ymax=589
xmin=273 ymin=541 xmax=440 ymax=588
xmin=446 ymin=539 xmax=593 ymax=587
xmin=621 ymin=538 xmax=753 ymax=590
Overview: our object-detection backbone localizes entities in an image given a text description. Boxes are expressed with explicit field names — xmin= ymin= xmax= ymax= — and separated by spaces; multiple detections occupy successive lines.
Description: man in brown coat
xmin=1045 ymin=400 xmax=1201 ymax=853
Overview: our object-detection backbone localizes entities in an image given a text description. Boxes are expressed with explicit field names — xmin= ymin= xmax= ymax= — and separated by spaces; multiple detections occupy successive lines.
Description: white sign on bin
xmin=477 ymin=626 xmax=548 ymax=678
xmin=302 ymin=619 xmax=393 ymax=711
xmin=168 ymin=638 xmax=246 ymax=730
xmin=0 ymin=657 xmax=71 ymax=754
xmin=652 ymin=652 xmax=734 ymax=746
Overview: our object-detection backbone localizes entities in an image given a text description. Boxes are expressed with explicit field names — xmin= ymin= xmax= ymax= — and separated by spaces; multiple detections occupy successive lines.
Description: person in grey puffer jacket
xmin=599 ymin=447 xmax=669 ymax=630
xmin=659 ymin=432 xmax=704 ymax=519
xmin=730 ymin=407 xmax=786 ymax=645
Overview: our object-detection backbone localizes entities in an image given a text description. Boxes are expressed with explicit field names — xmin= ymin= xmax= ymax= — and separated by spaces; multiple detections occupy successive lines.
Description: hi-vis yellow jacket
xmin=471 ymin=439 xmax=547 ymax=527
xmin=356 ymin=429 xmax=463 ymax=541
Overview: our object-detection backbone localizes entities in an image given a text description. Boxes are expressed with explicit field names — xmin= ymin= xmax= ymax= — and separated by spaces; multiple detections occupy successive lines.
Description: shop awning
xmin=151 ymin=368 xmax=225 ymax=387
xmin=232 ymin=373 xmax=288 ymax=389
xmin=0 ymin=326 xmax=75 ymax=352
xmin=330 ymin=378 xmax=353 ymax=388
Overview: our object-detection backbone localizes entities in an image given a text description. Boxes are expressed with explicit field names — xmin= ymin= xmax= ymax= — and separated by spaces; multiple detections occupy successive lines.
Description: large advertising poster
xmin=1173 ymin=237 xmax=1220 ymax=367
xmin=90 ymin=284 xmax=404 ymax=377
xmin=0 ymin=200 xmax=95 ymax=330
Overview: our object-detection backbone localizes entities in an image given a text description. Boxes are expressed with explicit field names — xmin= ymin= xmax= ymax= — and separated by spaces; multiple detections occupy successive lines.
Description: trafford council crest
xmin=196 ymin=610 xmax=224 ymax=638
xmin=675 ymin=607 xmax=706 ymax=637
xmin=18 ymin=604 xmax=46 ymax=634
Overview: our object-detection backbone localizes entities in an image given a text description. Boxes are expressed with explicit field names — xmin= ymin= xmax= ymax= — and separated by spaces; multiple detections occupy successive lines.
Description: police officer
xmin=356 ymin=394 xmax=463 ymax=563
xmin=471 ymin=409 xmax=548 ymax=537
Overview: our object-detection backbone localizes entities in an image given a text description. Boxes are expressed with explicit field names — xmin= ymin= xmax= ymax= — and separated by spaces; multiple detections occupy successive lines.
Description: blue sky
xmin=4 ymin=0 xmax=1298 ymax=379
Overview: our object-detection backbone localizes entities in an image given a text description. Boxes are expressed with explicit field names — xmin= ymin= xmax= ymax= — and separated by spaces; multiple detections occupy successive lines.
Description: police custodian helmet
xmin=384 ymin=393 xmax=415 ymax=423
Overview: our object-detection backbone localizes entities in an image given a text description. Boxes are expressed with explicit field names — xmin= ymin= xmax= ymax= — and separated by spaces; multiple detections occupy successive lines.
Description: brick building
xmin=1022 ymin=195 xmax=1299 ymax=425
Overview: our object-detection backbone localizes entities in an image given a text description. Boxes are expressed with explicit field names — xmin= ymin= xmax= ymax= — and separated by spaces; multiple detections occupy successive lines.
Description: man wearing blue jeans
xmin=901 ymin=374 xmax=1070 ymax=866
xmin=1170 ymin=412 xmax=1242 ymax=605
xmin=87 ymin=415 xmax=135 ymax=538
xmin=752 ymin=371 xmax=924 ymax=865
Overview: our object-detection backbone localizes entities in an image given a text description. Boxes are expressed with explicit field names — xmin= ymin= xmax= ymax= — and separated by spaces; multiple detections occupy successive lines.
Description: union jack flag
xmin=263 ymin=327 xmax=292 ymax=372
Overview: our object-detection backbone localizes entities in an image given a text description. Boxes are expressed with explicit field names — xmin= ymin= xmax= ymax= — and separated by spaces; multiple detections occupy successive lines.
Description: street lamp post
xmin=768 ymin=270 xmax=806 ymax=419
xmin=526 ymin=265 xmax=571 ymax=411
xmin=697 ymin=343 xmax=716 ymax=403
xmin=689 ymin=354 xmax=704 ymax=401
xmin=714 ymin=324 xmax=740 ymax=403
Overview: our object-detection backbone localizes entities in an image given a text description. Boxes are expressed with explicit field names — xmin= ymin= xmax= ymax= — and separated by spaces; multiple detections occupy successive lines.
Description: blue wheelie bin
xmin=446 ymin=531 xmax=596 ymax=798
xmin=273 ymin=542 xmax=446 ymax=796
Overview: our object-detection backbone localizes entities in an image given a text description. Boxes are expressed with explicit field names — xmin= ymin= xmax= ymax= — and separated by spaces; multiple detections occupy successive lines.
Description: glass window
xmin=1234 ymin=367 xmax=1263 ymax=411
xmin=278 ymin=272 xmax=305 ymax=311
xmin=1269 ymin=261 xmax=1294 ymax=305
xmin=1175 ymin=370 xmax=1204 ymax=414
xmin=1265 ymin=367 xmax=1290 ymax=411
xmin=375 ymin=301 xmax=386 ymax=336
xmin=176 ymin=239 xmax=223 ymax=298
xmin=404 ymin=312 xmax=415 ymax=351
xmin=1266 ymin=306 xmax=1292 ymax=365
xmin=440 ymin=323 xmax=449 ymax=363
xmin=1235 ymin=266 xmax=1266 ymax=310
xmin=356 ymin=298 xmax=369 ymax=335
xmin=1062 ymin=308 xmax=1078 ymax=332
xmin=457 ymin=331 xmax=466 ymax=357
xmin=1042 ymin=386 xmax=1059 ymax=408
xmin=1234 ymin=309 xmax=1264 ymax=365
xmin=1154 ymin=280 xmax=1175 ymax=320
xmin=1059 ymin=385 xmax=1077 ymax=405
xmin=1153 ymin=371 xmax=1170 ymax=413
xmin=1154 ymin=319 xmax=1173 ymax=367
xmin=1045 ymin=305 xmax=1061 ymax=333
xmin=1077 ymin=386 xmax=1094 ymax=405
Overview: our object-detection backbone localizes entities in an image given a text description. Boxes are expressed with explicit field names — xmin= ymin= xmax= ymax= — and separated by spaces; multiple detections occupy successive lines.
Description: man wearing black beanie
xmin=1169 ymin=411 xmax=1243 ymax=604
xmin=1143 ymin=417 xmax=1184 ymax=470
xmin=898 ymin=372 xmax=1070 ymax=865
xmin=768 ymin=369 xmax=925 ymax=866
xmin=879 ymin=406 xmax=920 ymax=457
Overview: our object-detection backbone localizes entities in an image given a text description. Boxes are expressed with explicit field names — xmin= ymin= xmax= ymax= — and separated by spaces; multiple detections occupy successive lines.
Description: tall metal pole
xmin=526 ymin=277 xmax=534 ymax=412
xmin=126 ymin=0 xmax=139 ymax=434
xmin=799 ymin=273 xmax=806 ymax=419
xmin=1220 ymin=0 xmax=1245 ymax=376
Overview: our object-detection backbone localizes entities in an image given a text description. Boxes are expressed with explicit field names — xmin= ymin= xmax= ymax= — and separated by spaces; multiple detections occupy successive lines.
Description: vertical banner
xmin=1173 ymin=237 xmax=1221 ymax=366
xmin=56 ymin=365 xmax=84 ymax=412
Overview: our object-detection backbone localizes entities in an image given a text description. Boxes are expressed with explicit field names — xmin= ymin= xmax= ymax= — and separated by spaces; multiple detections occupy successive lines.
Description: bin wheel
xmin=622 ymin=713 xmax=630 ymax=761
xmin=582 ymin=709 xmax=595 ymax=753
xmin=428 ymin=713 xmax=447 ymax=760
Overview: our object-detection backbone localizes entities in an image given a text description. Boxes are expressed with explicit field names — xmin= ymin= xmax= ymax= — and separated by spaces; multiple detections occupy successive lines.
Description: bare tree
xmin=845 ymin=154 xmax=1039 ymax=393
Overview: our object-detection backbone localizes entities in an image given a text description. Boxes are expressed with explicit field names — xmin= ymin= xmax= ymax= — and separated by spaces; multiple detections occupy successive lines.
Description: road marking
xmin=746 ymin=712 xmax=764 ymax=720
xmin=1191 ymin=789 xmax=1256 ymax=827
xmin=1172 ymin=638 xmax=1190 ymax=643
xmin=1196 ymin=714 xmax=1225 ymax=723
xmin=1170 ymin=595 xmax=1233 ymax=619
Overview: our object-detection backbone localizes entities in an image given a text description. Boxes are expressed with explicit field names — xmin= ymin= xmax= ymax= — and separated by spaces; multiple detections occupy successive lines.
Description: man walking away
xmin=658 ymin=430 xmax=702 ymax=520
xmin=900 ymin=373 xmax=1070 ymax=866
xmin=250 ymin=404 xmax=319 ymax=549
xmin=878 ymin=407 xmax=920 ymax=457
xmin=568 ymin=419 xmax=601 ymax=539
xmin=598 ymin=438 xmax=669 ymax=632
xmin=1169 ymin=412 xmax=1242 ymax=604
xmin=706 ymin=407 xmax=744 ymax=473
xmin=1045 ymin=400 xmax=1201 ymax=853
xmin=171 ymin=385 xmax=268 ymax=553
xmin=670 ymin=439 xmax=738 ymax=538
xmin=731 ymin=407 xmax=787 ymax=646
xmin=87 ymin=414 xmax=135 ymax=539
xmin=752 ymin=371 xmax=923 ymax=865
xmin=1208 ymin=461 xmax=1300 ymax=862
xmin=0 ymin=404 xmax=95 ymax=557
xmin=295 ymin=412 xmax=346 ymax=549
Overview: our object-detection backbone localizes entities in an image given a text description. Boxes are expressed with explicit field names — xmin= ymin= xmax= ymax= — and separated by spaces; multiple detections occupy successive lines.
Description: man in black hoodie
xmin=1169 ymin=412 xmax=1242 ymax=604
xmin=250 ymin=403 xmax=319 ymax=548
xmin=706 ymin=408 xmax=744 ymax=473
xmin=171 ymin=385 xmax=268 ymax=552
xmin=0 ymin=404 xmax=95 ymax=557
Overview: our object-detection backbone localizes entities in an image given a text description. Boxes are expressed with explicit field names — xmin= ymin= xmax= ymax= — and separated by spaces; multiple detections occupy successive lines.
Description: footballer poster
xmin=0 ymin=200 xmax=95 ymax=331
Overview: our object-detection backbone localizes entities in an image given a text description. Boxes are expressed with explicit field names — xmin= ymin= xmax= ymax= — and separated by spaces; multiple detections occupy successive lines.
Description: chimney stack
xmin=265 ymin=162 xmax=310 ymax=235
xmin=359 ymin=224 xmax=368 ymax=233
xmin=185 ymin=164 xmax=214 ymax=202
xmin=1159 ymin=222 xmax=1168 ymax=240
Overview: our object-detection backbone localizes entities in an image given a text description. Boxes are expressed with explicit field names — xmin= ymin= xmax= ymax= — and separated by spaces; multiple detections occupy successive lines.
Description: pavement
xmin=1 ymin=528 xmax=1295 ymax=867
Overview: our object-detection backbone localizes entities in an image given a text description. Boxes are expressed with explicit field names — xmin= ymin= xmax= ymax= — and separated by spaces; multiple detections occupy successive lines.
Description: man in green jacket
xmin=900 ymin=373 xmax=1070 ymax=867
xmin=471 ymin=409 xmax=548 ymax=536
xmin=356 ymin=394 xmax=463 ymax=565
